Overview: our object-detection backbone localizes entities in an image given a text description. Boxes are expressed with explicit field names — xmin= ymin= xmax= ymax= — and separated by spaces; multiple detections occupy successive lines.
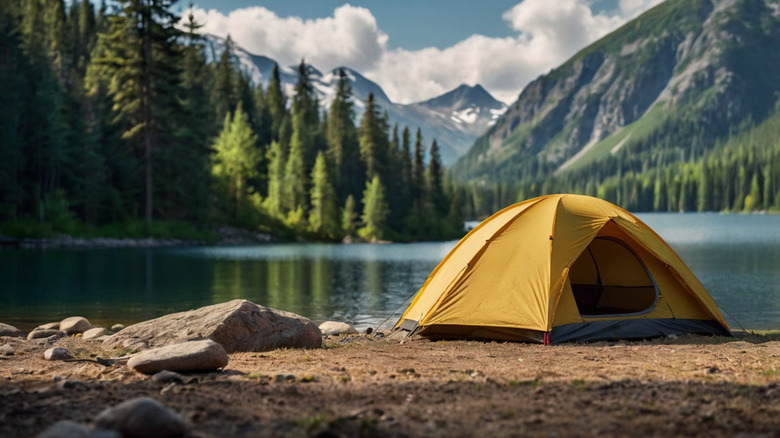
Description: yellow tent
xmin=395 ymin=194 xmax=731 ymax=344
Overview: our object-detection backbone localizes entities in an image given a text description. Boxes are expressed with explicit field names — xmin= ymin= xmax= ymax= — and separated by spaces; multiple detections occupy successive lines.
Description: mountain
xmin=202 ymin=35 xmax=507 ymax=165
xmin=452 ymin=0 xmax=780 ymax=185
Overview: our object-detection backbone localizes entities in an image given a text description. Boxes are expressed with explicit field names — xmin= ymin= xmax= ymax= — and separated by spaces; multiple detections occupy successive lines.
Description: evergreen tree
xmin=211 ymin=35 xmax=236 ymax=126
xmin=326 ymin=68 xmax=361 ymax=201
xmin=282 ymin=112 xmax=308 ymax=215
xmin=93 ymin=0 xmax=185 ymax=222
xmin=291 ymin=59 xmax=319 ymax=170
xmin=253 ymin=82 xmax=272 ymax=147
xmin=358 ymin=175 xmax=389 ymax=242
xmin=166 ymin=8 xmax=211 ymax=219
xmin=265 ymin=63 xmax=287 ymax=141
xmin=358 ymin=93 xmax=388 ymax=180
xmin=308 ymin=151 xmax=340 ymax=239
xmin=427 ymin=139 xmax=448 ymax=216
xmin=412 ymin=127 xmax=426 ymax=203
xmin=19 ymin=0 xmax=70 ymax=220
xmin=0 ymin=0 xmax=25 ymax=220
xmin=211 ymin=102 xmax=260 ymax=219
xmin=399 ymin=126 xmax=413 ymax=216
xmin=341 ymin=194 xmax=357 ymax=239
xmin=264 ymin=140 xmax=286 ymax=218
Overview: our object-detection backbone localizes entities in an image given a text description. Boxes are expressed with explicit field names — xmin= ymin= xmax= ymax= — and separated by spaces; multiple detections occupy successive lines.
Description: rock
xmin=37 ymin=322 xmax=60 ymax=330
xmin=36 ymin=420 xmax=121 ymax=438
xmin=0 ymin=323 xmax=24 ymax=337
xmin=110 ymin=324 xmax=126 ymax=332
xmin=0 ymin=344 xmax=15 ymax=356
xmin=57 ymin=379 xmax=88 ymax=390
xmin=151 ymin=370 xmax=187 ymax=385
xmin=102 ymin=300 xmax=322 ymax=353
xmin=60 ymin=317 xmax=93 ymax=335
xmin=127 ymin=340 xmax=228 ymax=374
xmin=319 ymin=321 xmax=358 ymax=336
xmin=44 ymin=347 xmax=74 ymax=361
xmin=95 ymin=397 xmax=187 ymax=438
xmin=28 ymin=329 xmax=65 ymax=340
xmin=83 ymin=327 xmax=111 ymax=340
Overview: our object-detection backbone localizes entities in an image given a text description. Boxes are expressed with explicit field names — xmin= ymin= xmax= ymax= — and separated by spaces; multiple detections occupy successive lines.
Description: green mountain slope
xmin=453 ymin=0 xmax=780 ymax=215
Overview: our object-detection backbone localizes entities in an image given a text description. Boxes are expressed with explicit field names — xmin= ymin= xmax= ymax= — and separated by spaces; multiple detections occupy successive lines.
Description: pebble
xmin=127 ymin=339 xmax=228 ymax=374
xmin=28 ymin=329 xmax=65 ymax=340
xmin=82 ymin=327 xmax=111 ymax=340
xmin=110 ymin=324 xmax=126 ymax=332
xmin=44 ymin=347 xmax=74 ymax=361
xmin=95 ymin=397 xmax=187 ymax=438
xmin=0 ymin=323 xmax=24 ymax=337
xmin=319 ymin=321 xmax=359 ymax=336
xmin=60 ymin=317 xmax=93 ymax=335
xmin=0 ymin=344 xmax=15 ymax=356
xmin=36 ymin=420 xmax=121 ymax=438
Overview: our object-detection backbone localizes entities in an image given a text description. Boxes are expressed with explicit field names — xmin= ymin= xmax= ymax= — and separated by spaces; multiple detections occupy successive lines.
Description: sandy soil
xmin=2 ymin=332 xmax=780 ymax=437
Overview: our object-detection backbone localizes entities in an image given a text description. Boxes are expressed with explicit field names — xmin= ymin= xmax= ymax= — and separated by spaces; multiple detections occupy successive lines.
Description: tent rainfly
xmin=394 ymin=194 xmax=731 ymax=344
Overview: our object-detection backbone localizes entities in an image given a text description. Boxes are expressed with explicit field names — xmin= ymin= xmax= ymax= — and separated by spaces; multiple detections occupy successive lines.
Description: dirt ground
xmin=2 ymin=332 xmax=780 ymax=438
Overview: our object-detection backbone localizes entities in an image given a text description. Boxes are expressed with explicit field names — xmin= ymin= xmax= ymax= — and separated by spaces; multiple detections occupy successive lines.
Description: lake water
xmin=1 ymin=213 xmax=779 ymax=332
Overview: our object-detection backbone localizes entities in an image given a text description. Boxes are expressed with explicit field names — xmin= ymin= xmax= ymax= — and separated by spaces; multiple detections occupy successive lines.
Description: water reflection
xmin=2 ymin=215 xmax=780 ymax=332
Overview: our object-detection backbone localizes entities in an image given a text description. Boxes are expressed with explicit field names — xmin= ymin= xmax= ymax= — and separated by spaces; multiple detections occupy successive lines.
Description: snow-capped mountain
xmin=203 ymin=35 xmax=507 ymax=165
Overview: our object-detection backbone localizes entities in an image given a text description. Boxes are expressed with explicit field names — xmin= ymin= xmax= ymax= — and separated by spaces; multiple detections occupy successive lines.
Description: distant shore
xmin=0 ymin=226 xmax=277 ymax=249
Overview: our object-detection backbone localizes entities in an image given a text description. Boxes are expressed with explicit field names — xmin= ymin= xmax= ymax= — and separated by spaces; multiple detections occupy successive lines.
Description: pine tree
xmin=399 ymin=126 xmax=413 ymax=216
xmin=412 ymin=127 xmax=425 ymax=203
xmin=358 ymin=93 xmax=388 ymax=180
xmin=265 ymin=63 xmax=287 ymax=141
xmin=282 ymin=112 xmax=308 ymax=215
xmin=326 ymin=68 xmax=361 ymax=202
xmin=427 ymin=139 xmax=448 ymax=217
xmin=341 ymin=194 xmax=357 ymax=239
xmin=212 ymin=102 xmax=260 ymax=219
xmin=291 ymin=59 xmax=319 ymax=170
xmin=19 ymin=0 xmax=70 ymax=219
xmin=309 ymin=151 xmax=340 ymax=239
xmin=358 ymin=175 xmax=389 ymax=242
xmin=211 ymin=35 xmax=236 ymax=126
xmin=93 ymin=0 xmax=185 ymax=222
xmin=0 ymin=0 xmax=25 ymax=220
xmin=167 ymin=8 xmax=211 ymax=219
xmin=264 ymin=140 xmax=286 ymax=218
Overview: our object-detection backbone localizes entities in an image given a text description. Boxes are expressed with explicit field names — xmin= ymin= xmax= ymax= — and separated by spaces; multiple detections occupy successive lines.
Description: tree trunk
xmin=142 ymin=1 xmax=153 ymax=224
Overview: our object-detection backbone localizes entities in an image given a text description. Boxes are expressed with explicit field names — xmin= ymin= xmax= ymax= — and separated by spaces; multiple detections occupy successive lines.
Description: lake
xmin=1 ymin=213 xmax=779 ymax=332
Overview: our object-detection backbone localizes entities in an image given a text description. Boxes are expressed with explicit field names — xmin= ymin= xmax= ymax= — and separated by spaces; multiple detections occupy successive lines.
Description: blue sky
xmin=185 ymin=0 xmax=663 ymax=103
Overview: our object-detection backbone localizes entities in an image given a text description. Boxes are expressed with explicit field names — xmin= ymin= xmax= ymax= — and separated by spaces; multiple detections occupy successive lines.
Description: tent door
xmin=569 ymin=237 xmax=659 ymax=317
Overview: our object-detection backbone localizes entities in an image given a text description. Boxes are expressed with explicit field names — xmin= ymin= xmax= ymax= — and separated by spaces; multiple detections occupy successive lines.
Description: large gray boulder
xmin=127 ymin=340 xmax=228 ymax=374
xmin=102 ymin=300 xmax=321 ymax=353
xmin=0 ymin=323 xmax=24 ymax=337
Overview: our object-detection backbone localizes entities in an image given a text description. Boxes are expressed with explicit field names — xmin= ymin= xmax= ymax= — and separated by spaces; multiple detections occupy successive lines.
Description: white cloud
xmin=188 ymin=1 xmax=662 ymax=105
xmin=188 ymin=5 xmax=388 ymax=73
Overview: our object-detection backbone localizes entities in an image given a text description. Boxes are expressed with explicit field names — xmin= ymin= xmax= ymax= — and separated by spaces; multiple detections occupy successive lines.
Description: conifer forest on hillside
xmin=0 ymin=0 xmax=464 ymax=241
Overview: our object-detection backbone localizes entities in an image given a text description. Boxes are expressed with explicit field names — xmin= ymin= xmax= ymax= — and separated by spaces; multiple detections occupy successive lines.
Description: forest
xmin=461 ymin=110 xmax=780 ymax=219
xmin=0 ymin=0 xmax=465 ymax=241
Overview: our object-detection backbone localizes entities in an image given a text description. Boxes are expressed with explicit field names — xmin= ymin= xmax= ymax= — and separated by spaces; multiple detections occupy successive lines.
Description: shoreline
xmin=2 ymin=332 xmax=780 ymax=437
xmin=0 ymin=226 xmax=277 ymax=250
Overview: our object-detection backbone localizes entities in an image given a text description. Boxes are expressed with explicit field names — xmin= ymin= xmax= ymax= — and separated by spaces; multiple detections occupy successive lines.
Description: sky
xmin=183 ymin=0 xmax=665 ymax=104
